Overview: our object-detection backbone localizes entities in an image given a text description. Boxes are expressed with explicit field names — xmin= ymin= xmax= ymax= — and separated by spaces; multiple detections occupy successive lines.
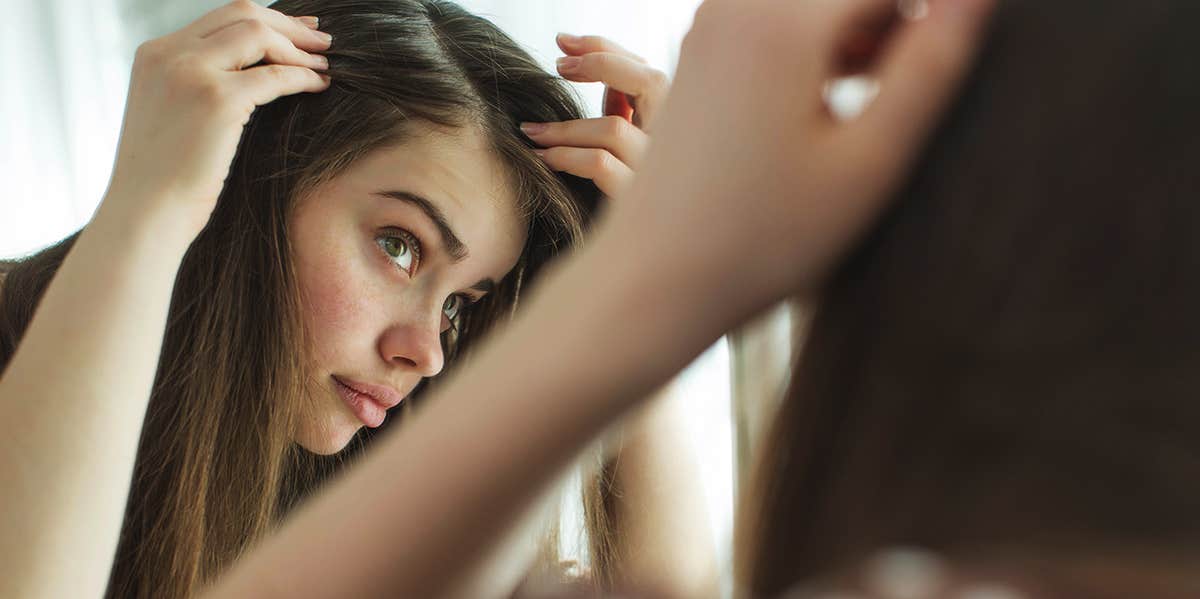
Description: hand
xmin=101 ymin=0 xmax=332 ymax=238
xmin=612 ymin=0 xmax=997 ymax=310
xmin=520 ymin=34 xmax=670 ymax=199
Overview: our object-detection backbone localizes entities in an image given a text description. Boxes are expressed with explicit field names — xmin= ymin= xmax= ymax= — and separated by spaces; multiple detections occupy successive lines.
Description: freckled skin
xmin=288 ymin=122 xmax=527 ymax=455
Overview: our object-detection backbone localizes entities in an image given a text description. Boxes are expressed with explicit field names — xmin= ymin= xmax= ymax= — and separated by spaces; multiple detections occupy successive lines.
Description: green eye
xmin=443 ymin=294 xmax=465 ymax=321
xmin=377 ymin=231 xmax=417 ymax=275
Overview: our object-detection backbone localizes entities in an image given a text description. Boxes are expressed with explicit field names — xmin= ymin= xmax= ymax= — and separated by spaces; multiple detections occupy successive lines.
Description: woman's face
xmin=289 ymin=121 xmax=528 ymax=455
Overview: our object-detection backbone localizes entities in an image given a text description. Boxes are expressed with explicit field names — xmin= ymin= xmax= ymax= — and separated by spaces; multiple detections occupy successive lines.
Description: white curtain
xmin=1 ymin=0 xmax=129 ymax=257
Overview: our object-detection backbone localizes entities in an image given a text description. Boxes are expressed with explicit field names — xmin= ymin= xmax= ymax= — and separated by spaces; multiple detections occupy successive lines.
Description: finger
xmin=177 ymin=0 xmax=331 ymax=53
xmin=861 ymin=548 xmax=951 ymax=599
xmin=844 ymin=0 xmax=997 ymax=157
xmin=557 ymin=52 xmax=666 ymax=98
xmin=556 ymin=33 xmax=646 ymax=63
xmin=198 ymin=18 xmax=329 ymax=73
xmin=534 ymin=147 xmax=634 ymax=198
xmin=557 ymin=53 xmax=669 ymax=126
xmin=521 ymin=116 xmax=649 ymax=168
xmin=232 ymin=63 xmax=332 ymax=108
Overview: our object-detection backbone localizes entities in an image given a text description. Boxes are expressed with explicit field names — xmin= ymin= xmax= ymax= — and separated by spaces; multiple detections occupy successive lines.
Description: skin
xmin=287 ymin=121 xmax=525 ymax=455
xmin=0 ymin=0 xmax=995 ymax=596
xmin=203 ymin=1 xmax=997 ymax=597
xmin=282 ymin=33 xmax=718 ymax=596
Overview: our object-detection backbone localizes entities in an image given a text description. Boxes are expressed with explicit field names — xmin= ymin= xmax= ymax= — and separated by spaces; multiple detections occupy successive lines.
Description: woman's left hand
xmin=521 ymin=33 xmax=670 ymax=199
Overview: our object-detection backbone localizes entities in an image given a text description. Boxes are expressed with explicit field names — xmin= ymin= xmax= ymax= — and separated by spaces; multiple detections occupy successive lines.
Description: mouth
xmin=331 ymin=375 xmax=400 ymax=428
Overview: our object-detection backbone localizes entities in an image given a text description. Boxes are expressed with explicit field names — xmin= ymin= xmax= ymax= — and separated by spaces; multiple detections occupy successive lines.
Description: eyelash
xmin=376 ymin=227 xmax=422 ymax=275
xmin=374 ymin=226 xmax=479 ymax=331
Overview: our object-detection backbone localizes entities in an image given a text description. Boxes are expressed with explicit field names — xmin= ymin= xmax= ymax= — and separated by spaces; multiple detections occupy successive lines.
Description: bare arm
xmin=0 ymin=3 xmax=332 ymax=596
xmin=202 ymin=0 xmax=996 ymax=595
xmin=0 ymin=204 xmax=193 ymax=598
xmin=202 ymin=200 xmax=727 ymax=599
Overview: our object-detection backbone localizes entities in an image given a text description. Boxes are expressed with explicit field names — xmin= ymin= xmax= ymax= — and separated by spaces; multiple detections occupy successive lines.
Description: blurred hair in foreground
xmin=741 ymin=1 xmax=1200 ymax=596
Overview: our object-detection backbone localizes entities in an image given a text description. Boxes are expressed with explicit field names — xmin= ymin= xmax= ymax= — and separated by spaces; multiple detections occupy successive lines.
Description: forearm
xmin=202 ymin=189 xmax=754 ymax=598
xmin=606 ymin=383 xmax=720 ymax=598
xmin=0 ymin=198 xmax=194 ymax=598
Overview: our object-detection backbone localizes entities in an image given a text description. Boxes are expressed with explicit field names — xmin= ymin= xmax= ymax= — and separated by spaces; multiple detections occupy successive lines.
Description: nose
xmin=376 ymin=317 xmax=445 ymax=378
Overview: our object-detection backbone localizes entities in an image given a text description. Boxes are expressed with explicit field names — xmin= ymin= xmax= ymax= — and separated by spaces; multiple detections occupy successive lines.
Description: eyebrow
xmin=373 ymin=189 xmax=469 ymax=262
xmin=373 ymin=189 xmax=497 ymax=298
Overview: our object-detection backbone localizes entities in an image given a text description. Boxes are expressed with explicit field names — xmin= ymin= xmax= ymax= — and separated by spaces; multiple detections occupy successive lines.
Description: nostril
xmin=391 ymin=356 xmax=418 ymax=368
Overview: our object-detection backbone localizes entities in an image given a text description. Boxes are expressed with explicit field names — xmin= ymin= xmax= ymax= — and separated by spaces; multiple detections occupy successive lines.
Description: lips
xmin=332 ymin=375 xmax=406 ymax=428
xmin=332 ymin=376 xmax=405 ymax=409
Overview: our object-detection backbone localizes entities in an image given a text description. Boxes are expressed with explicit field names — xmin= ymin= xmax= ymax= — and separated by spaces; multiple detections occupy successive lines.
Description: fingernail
xmin=319 ymin=74 xmax=332 ymax=85
xmin=557 ymin=32 xmax=580 ymax=45
xmin=557 ymin=56 xmax=582 ymax=73
xmin=311 ymin=54 xmax=329 ymax=70
xmin=520 ymin=122 xmax=548 ymax=136
xmin=313 ymin=29 xmax=333 ymax=44
xmin=296 ymin=15 xmax=319 ymax=29
xmin=957 ymin=584 xmax=1029 ymax=599
xmin=865 ymin=547 xmax=949 ymax=599
xmin=780 ymin=587 xmax=864 ymax=599
xmin=898 ymin=0 xmax=930 ymax=20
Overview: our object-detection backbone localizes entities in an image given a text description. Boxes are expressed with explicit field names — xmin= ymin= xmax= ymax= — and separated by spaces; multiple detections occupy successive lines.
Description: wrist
xmin=92 ymin=188 xmax=208 ymax=259
xmin=608 ymin=175 xmax=805 ymax=334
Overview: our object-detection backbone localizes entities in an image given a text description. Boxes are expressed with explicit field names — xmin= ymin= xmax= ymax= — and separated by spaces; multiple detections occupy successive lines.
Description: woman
xmin=739 ymin=0 xmax=1200 ymax=596
xmin=0 ymin=1 xmax=712 ymax=597
xmin=164 ymin=0 xmax=996 ymax=597
xmin=183 ymin=0 xmax=1196 ymax=596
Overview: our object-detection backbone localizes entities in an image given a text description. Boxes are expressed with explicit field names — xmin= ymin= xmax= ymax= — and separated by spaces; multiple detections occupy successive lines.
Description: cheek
xmin=296 ymin=247 xmax=377 ymax=366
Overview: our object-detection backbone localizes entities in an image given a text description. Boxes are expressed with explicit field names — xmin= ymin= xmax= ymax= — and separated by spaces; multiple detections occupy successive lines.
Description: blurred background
xmin=0 ymin=2 xmax=798 ymax=596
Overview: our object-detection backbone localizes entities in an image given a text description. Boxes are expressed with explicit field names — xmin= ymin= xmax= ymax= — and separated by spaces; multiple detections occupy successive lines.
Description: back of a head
xmin=742 ymin=0 xmax=1200 ymax=595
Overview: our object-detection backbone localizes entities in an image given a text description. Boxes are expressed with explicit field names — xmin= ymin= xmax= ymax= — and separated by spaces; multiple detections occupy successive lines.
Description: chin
xmin=293 ymin=420 xmax=363 ymax=456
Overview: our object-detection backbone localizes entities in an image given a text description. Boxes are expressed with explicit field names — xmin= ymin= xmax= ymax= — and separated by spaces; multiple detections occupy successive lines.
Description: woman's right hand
xmin=101 ymin=0 xmax=332 ymax=239
xmin=611 ymin=0 xmax=996 ymax=316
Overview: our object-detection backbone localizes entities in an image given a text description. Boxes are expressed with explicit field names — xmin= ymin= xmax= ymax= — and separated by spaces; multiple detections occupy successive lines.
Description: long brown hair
xmin=740 ymin=0 xmax=1200 ymax=595
xmin=1 ymin=1 xmax=611 ymax=596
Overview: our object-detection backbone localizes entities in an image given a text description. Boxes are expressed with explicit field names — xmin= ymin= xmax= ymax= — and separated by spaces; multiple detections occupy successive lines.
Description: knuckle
xmin=588 ymin=150 xmax=614 ymax=172
xmin=227 ymin=0 xmax=258 ymax=18
xmin=584 ymin=52 xmax=609 ymax=71
xmin=192 ymin=75 xmax=231 ymax=107
xmin=134 ymin=38 xmax=167 ymax=67
xmin=240 ymin=17 xmax=272 ymax=36
xmin=600 ymin=115 xmax=629 ymax=139
xmin=259 ymin=63 xmax=292 ymax=82
xmin=648 ymin=68 xmax=670 ymax=90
